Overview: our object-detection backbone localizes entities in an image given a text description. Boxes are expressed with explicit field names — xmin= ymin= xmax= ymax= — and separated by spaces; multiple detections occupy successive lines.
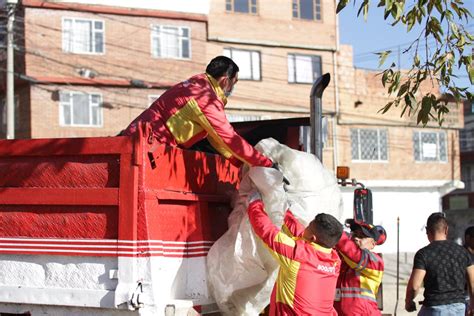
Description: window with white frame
xmin=59 ymin=91 xmax=103 ymax=127
xmin=62 ymin=18 xmax=104 ymax=54
xmin=151 ymin=25 xmax=190 ymax=59
xmin=351 ymin=128 xmax=388 ymax=161
xmin=299 ymin=117 xmax=332 ymax=153
xmin=288 ymin=54 xmax=322 ymax=84
xmin=225 ymin=0 xmax=257 ymax=14
xmin=223 ymin=48 xmax=261 ymax=80
xmin=226 ymin=114 xmax=262 ymax=122
xmin=413 ymin=130 xmax=447 ymax=162
xmin=292 ymin=0 xmax=322 ymax=21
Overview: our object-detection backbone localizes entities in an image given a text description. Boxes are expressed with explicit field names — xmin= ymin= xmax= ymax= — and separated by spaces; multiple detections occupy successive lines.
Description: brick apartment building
xmin=0 ymin=0 xmax=465 ymax=253
xmin=443 ymin=99 xmax=474 ymax=242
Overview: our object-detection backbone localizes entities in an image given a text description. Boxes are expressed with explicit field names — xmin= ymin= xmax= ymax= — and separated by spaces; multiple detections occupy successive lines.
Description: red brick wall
xmin=23 ymin=7 xmax=207 ymax=84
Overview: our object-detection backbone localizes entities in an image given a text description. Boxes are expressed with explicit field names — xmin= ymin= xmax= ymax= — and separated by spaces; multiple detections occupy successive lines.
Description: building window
xmin=461 ymin=164 xmax=474 ymax=192
xmin=223 ymin=48 xmax=261 ymax=80
xmin=151 ymin=25 xmax=190 ymax=59
xmin=59 ymin=91 xmax=103 ymax=127
xmin=351 ymin=128 xmax=388 ymax=161
xmin=288 ymin=54 xmax=322 ymax=84
xmin=292 ymin=0 xmax=322 ymax=21
xmin=225 ymin=0 xmax=257 ymax=14
xmin=413 ymin=131 xmax=447 ymax=162
xmin=226 ymin=114 xmax=262 ymax=122
xmin=299 ymin=117 xmax=333 ymax=153
xmin=62 ymin=18 xmax=104 ymax=54
xmin=460 ymin=129 xmax=474 ymax=152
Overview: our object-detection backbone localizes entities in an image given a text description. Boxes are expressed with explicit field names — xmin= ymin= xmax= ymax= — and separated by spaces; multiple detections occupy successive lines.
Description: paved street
xmin=381 ymin=253 xmax=424 ymax=316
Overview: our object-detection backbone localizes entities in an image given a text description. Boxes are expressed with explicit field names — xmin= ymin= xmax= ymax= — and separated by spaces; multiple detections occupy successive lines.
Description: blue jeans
xmin=418 ymin=303 xmax=466 ymax=316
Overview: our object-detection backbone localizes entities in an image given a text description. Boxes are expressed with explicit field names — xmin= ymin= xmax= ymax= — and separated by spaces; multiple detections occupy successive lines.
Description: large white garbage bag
xmin=207 ymin=138 xmax=344 ymax=315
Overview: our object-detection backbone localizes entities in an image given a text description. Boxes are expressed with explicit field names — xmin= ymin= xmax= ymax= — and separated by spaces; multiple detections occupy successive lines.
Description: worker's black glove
xmin=271 ymin=163 xmax=290 ymax=186
xmin=405 ymin=300 xmax=417 ymax=312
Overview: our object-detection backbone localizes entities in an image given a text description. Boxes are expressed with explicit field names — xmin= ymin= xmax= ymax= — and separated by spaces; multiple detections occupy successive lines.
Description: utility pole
xmin=6 ymin=0 xmax=17 ymax=139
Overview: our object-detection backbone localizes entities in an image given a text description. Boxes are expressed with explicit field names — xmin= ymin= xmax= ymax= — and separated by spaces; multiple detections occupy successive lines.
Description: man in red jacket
xmin=247 ymin=191 xmax=343 ymax=315
xmin=334 ymin=219 xmax=386 ymax=316
xmin=120 ymin=56 xmax=272 ymax=168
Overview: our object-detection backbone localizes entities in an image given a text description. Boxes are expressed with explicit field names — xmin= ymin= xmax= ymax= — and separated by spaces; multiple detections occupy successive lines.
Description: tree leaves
xmin=337 ymin=0 xmax=473 ymax=126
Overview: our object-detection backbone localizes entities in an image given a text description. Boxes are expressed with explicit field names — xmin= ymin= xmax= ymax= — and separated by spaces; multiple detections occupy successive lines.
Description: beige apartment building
xmin=0 ymin=0 xmax=465 ymax=254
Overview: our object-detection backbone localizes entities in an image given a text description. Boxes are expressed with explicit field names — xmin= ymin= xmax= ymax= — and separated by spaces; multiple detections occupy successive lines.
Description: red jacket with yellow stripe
xmin=247 ymin=200 xmax=340 ymax=315
xmin=334 ymin=232 xmax=384 ymax=316
xmin=122 ymin=73 xmax=272 ymax=167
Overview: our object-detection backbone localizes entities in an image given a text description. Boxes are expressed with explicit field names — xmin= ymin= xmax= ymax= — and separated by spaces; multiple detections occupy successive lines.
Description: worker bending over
xmin=120 ymin=56 xmax=272 ymax=167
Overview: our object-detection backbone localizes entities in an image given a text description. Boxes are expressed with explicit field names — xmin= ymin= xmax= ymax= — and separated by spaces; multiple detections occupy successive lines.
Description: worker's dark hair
xmin=310 ymin=213 xmax=343 ymax=248
xmin=206 ymin=56 xmax=239 ymax=80
xmin=426 ymin=212 xmax=448 ymax=235
xmin=465 ymin=226 xmax=474 ymax=238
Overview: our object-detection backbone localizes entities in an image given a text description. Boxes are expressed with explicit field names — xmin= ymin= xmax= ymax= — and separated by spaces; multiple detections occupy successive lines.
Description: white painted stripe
xmin=0 ymin=243 xmax=212 ymax=250
xmin=0 ymin=238 xmax=215 ymax=245
xmin=0 ymin=248 xmax=210 ymax=256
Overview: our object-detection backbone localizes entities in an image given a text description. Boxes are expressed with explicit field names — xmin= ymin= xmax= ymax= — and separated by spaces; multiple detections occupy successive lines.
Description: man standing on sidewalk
xmin=405 ymin=212 xmax=474 ymax=315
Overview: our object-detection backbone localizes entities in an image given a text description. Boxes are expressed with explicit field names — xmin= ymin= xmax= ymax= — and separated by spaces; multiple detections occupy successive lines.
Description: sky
xmin=338 ymin=2 xmax=474 ymax=93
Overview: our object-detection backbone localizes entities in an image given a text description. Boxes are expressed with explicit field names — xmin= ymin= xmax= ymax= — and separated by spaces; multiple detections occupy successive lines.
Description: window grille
xmin=351 ymin=128 xmax=388 ymax=161
xmin=413 ymin=130 xmax=447 ymax=162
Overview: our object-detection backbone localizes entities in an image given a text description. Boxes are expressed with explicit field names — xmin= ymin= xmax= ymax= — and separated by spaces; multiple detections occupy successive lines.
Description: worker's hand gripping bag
xmin=207 ymin=138 xmax=345 ymax=315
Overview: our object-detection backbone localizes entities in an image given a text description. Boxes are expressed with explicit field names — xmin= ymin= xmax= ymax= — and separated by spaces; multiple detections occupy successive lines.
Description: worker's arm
xmin=195 ymin=98 xmax=272 ymax=167
xmin=247 ymin=200 xmax=297 ymax=268
xmin=281 ymin=210 xmax=305 ymax=238
xmin=467 ymin=265 xmax=474 ymax=316
xmin=405 ymin=268 xmax=426 ymax=312
xmin=335 ymin=232 xmax=384 ymax=275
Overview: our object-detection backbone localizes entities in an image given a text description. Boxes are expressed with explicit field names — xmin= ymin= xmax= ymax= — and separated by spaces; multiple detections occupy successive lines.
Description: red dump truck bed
xmin=0 ymin=126 xmax=239 ymax=315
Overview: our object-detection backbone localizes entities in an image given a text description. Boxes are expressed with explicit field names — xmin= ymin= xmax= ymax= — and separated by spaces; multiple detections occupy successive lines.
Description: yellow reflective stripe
xmin=274 ymin=231 xmax=296 ymax=247
xmin=359 ymin=268 xmax=383 ymax=298
xmin=271 ymin=231 xmax=296 ymax=267
xmin=165 ymin=99 xmax=204 ymax=144
xmin=340 ymin=253 xmax=360 ymax=270
xmin=311 ymin=242 xmax=332 ymax=254
xmin=340 ymin=253 xmax=383 ymax=298
xmin=180 ymin=98 xmax=251 ymax=165
xmin=207 ymin=136 xmax=232 ymax=159
xmin=275 ymin=260 xmax=300 ymax=308
xmin=206 ymin=73 xmax=227 ymax=105
xmin=281 ymin=224 xmax=293 ymax=237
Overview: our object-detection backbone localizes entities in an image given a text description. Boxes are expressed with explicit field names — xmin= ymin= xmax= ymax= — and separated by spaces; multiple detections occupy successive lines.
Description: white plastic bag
xmin=207 ymin=138 xmax=344 ymax=315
